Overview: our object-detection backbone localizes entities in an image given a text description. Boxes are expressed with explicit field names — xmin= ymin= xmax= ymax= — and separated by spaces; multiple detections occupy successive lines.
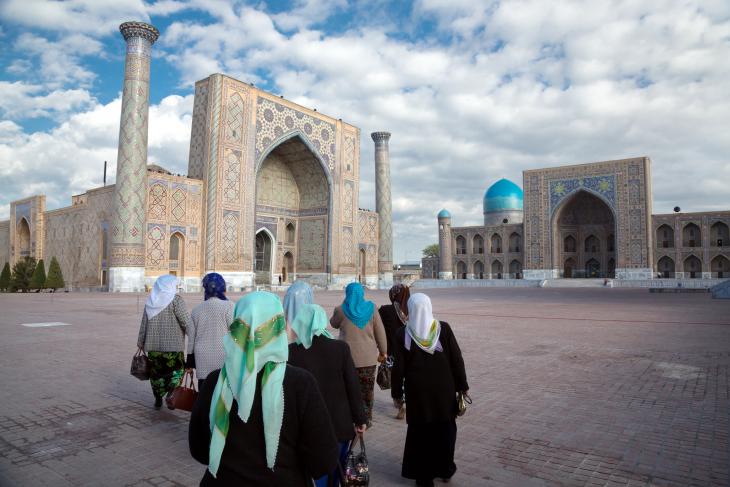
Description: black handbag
xmin=130 ymin=349 xmax=150 ymax=380
xmin=339 ymin=434 xmax=369 ymax=486
xmin=376 ymin=356 xmax=393 ymax=390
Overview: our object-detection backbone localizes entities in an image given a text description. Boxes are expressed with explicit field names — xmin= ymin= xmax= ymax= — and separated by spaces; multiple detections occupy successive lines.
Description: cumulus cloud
xmin=1 ymin=0 xmax=729 ymax=262
xmin=0 ymin=82 xmax=95 ymax=119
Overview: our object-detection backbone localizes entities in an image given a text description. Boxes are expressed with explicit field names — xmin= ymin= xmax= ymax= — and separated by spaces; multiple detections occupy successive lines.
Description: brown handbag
xmin=167 ymin=369 xmax=198 ymax=412
xmin=130 ymin=349 xmax=150 ymax=381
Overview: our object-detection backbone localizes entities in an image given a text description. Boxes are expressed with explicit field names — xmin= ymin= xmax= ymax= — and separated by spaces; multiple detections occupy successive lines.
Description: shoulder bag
xmin=166 ymin=369 xmax=198 ymax=412
xmin=130 ymin=349 xmax=150 ymax=381
xmin=339 ymin=433 xmax=369 ymax=486
xmin=376 ymin=356 xmax=393 ymax=390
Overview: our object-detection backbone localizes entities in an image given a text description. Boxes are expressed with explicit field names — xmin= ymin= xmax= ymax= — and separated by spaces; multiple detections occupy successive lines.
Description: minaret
xmin=438 ymin=209 xmax=453 ymax=279
xmin=372 ymin=131 xmax=393 ymax=289
xmin=108 ymin=21 xmax=159 ymax=292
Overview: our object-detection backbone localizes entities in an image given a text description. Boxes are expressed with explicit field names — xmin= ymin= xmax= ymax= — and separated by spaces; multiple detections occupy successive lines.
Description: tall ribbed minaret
xmin=372 ymin=131 xmax=393 ymax=289
xmin=108 ymin=21 xmax=159 ymax=292
xmin=438 ymin=209 xmax=453 ymax=279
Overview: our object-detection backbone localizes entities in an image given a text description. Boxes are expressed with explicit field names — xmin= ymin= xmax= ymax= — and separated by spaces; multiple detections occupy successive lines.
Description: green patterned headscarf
xmin=208 ymin=291 xmax=288 ymax=476
xmin=290 ymin=303 xmax=332 ymax=349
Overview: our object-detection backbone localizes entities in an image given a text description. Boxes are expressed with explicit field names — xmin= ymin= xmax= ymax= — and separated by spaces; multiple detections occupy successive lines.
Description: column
xmin=372 ymin=131 xmax=393 ymax=289
xmin=108 ymin=21 xmax=160 ymax=292
xmin=438 ymin=210 xmax=453 ymax=279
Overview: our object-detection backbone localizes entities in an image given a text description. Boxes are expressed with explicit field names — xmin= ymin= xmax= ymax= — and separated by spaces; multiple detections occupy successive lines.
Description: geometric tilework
xmin=221 ymin=211 xmax=239 ymax=264
xmin=297 ymin=218 xmax=326 ymax=271
xmin=223 ymin=150 xmax=241 ymax=204
xmin=549 ymin=175 xmax=616 ymax=214
xmin=146 ymin=224 xmax=165 ymax=268
xmin=148 ymin=183 xmax=166 ymax=220
xmin=171 ymin=187 xmax=186 ymax=222
xmin=255 ymin=97 xmax=336 ymax=172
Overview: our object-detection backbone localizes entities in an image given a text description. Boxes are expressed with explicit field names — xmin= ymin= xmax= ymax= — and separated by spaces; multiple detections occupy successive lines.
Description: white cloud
xmin=0 ymin=82 xmax=95 ymax=119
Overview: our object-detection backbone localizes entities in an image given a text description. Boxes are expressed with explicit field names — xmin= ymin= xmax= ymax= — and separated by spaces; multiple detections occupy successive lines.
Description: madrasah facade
xmin=0 ymin=21 xmax=394 ymax=292
xmin=422 ymin=159 xmax=730 ymax=281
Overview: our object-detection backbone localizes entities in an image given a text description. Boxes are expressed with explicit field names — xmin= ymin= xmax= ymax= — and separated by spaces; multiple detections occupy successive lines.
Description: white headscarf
xmin=405 ymin=293 xmax=442 ymax=354
xmin=145 ymin=275 xmax=178 ymax=319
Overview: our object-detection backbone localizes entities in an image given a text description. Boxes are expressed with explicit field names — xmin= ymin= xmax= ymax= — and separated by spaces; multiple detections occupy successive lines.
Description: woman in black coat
xmin=189 ymin=291 xmax=338 ymax=486
xmin=391 ymin=293 xmax=469 ymax=487
xmin=287 ymin=302 xmax=367 ymax=487
xmin=378 ymin=284 xmax=410 ymax=419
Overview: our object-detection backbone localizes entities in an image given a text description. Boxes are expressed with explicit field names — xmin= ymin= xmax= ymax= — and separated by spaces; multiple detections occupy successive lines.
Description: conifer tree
xmin=45 ymin=257 xmax=65 ymax=291
xmin=11 ymin=256 xmax=36 ymax=293
xmin=30 ymin=259 xmax=46 ymax=292
xmin=0 ymin=262 xmax=11 ymax=291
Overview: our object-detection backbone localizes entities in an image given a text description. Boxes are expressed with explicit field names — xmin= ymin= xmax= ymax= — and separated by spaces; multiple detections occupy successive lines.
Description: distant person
xmin=288 ymin=302 xmax=368 ymax=487
xmin=378 ymin=284 xmax=410 ymax=419
xmin=137 ymin=274 xmax=190 ymax=409
xmin=186 ymin=273 xmax=234 ymax=389
xmin=189 ymin=291 xmax=339 ymax=485
xmin=330 ymin=282 xmax=387 ymax=426
xmin=391 ymin=293 xmax=469 ymax=487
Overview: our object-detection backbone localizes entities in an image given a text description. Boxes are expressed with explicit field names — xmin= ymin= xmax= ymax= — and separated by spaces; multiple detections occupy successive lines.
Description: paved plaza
xmin=0 ymin=287 xmax=728 ymax=487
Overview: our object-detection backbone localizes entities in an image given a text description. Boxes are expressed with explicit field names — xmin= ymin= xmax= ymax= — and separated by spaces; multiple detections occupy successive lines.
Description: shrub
xmin=11 ymin=256 xmax=37 ymax=293
xmin=45 ymin=256 xmax=65 ymax=291
xmin=0 ymin=263 xmax=11 ymax=291
xmin=30 ymin=259 xmax=46 ymax=292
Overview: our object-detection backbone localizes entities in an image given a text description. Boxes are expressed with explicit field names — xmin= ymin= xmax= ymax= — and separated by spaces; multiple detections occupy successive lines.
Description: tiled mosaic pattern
xmin=373 ymin=132 xmax=393 ymax=273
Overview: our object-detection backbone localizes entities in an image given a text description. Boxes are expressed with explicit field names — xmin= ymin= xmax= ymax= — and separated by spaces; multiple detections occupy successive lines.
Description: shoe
xmin=165 ymin=392 xmax=176 ymax=410
xmin=154 ymin=396 xmax=163 ymax=409
xmin=396 ymin=404 xmax=406 ymax=420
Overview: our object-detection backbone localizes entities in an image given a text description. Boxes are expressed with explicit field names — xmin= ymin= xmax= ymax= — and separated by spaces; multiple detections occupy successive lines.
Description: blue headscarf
xmin=283 ymin=280 xmax=314 ymax=324
xmin=341 ymin=282 xmax=375 ymax=329
xmin=202 ymin=273 xmax=227 ymax=301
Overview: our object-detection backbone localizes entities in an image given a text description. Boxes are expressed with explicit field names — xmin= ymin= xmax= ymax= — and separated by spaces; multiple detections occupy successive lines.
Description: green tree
xmin=30 ymin=259 xmax=46 ymax=292
xmin=45 ymin=257 xmax=65 ymax=291
xmin=422 ymin=243 xmax=439 ymax=258
xmin=0 ymin=262 xmax=11 ymax=291
xmin=11 ymin=256 xmax=37 ymax=293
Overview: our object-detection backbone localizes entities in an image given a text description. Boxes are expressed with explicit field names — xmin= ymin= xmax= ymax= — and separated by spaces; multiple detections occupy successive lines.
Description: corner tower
xmin=372 ymin=131 xmax=393 ymax=288
xmin=437 ymin=209 xmax=453 ymax=279
xmin=109 ymin=21 xmax=159 ymax=292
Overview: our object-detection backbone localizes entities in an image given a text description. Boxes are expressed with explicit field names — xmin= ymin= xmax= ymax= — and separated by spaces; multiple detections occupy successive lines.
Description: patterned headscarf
xmin=208 ymin=291 xmax=288 ymax=476
xmin=283 ymin=280 xmax=314 ymax=324
xmin=405 ymin=293 xmax=442 ymax=354
xmin=341 ymin=282 xmax=375 ymax=329
xmin=389 ymin=284 xmax=410 ymax=325
xmin=202 ymin=273 xmax=227 ymax=301
xmin=145 ymin=274 xmax=178 ymax=319
xmin=290 ymin=304 xmax=332 ymax=349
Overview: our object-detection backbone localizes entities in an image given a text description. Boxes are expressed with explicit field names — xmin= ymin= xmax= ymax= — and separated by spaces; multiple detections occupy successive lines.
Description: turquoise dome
xmin=483 ymin=179 xmax=523 ymax=213
xmin=437 ymin=209 xmax=451 ymax=219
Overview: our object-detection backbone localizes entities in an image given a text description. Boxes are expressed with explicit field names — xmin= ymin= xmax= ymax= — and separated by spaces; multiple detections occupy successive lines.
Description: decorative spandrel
xmin=549 ymin=175 xmax=616 ymax=214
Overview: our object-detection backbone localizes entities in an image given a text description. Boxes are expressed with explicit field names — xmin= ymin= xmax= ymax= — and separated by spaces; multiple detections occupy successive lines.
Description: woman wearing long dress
xmin=330 ymin=282 xmax=387 ymax=427
xmin=186 ymin=273 xmax=234 ymax=389
xmin=137 ymin=274 xmax=190 ymax=409
xmin=189 ymin=291 xmax=339 ymax=485
xmin=288 ymin=300 xmax=367 ymax=487
xmin=391 ymin=293 xmax=469 ymax=487
xmin=377 ymin=284 xmax=410 ymax=419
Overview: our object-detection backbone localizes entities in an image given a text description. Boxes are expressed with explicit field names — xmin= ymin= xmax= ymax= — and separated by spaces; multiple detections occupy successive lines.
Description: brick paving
xmin=0 ymin=288 xmax=728 ymax=487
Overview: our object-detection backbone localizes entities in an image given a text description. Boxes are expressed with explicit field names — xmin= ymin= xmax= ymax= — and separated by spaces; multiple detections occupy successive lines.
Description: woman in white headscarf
xmin=390 ymin=293 xmax=469 ymax=487
xmin=137 ymin=274 xmax=191 ymax=409
xmin=188 ymin=291 xmax=339 ymax=486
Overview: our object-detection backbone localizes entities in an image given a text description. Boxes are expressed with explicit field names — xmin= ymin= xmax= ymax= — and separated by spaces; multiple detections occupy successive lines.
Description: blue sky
xmin=1 ymin=0 xmax=730 ymax=263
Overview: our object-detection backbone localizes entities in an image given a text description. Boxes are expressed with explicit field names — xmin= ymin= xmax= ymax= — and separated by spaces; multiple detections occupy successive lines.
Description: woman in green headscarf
xmin=288 ymin=302 xmax=368 ymax=487
xmin=189 ymin=291 xmax=339 ymax=486
xmin=330 ymin=282 xmax=388 ymax=426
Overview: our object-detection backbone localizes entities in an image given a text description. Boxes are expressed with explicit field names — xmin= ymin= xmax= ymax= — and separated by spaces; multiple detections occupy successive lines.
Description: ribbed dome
xmin=437 ymin=208 xmax=451 ymax=219
xmin=483 ymin=179 xmax=523 ymax=213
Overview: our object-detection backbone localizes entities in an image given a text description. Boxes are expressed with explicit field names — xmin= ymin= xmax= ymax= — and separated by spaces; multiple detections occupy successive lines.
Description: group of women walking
xmin=136 ymin=274 xmax=468 ymax=487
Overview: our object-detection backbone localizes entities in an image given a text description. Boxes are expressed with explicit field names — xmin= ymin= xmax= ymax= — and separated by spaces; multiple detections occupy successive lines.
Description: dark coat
xmin=288 ymin=335 xmax=367 ymax=441
xmin=189 ymin=366 xmax=339 ymax=486
xmin=377 ymin=304 xmax=405 ymax=358
xmin=391 ymin=322 xmax=469 ymax=424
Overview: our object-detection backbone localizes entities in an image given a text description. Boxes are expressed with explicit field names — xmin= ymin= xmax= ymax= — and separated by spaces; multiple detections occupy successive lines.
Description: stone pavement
xmin=0 ymin=288 xmax=728 ymax=487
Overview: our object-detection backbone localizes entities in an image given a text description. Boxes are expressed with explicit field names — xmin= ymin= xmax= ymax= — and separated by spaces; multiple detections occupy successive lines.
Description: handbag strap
xmin=356 ymin=433 xmax=366 ymax=457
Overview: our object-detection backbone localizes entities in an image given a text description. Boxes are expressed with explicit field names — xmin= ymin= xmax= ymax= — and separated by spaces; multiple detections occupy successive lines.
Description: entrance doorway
xmin=585 ymin=258 xmax=600 ymax=277
xmin=564 ymin=258 xmax=575 ymax=278
xmin=255 ymin=230 xmax=273 ymax=284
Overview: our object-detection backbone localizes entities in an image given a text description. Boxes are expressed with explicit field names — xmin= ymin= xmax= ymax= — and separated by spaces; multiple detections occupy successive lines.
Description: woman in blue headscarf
xmin=330 ymin=282 xmax=387 ymax=426
xmin=189 ymin=291 xmax=339 ymax=485
xmin=186 ymin=273 xmax=234 ymax=389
